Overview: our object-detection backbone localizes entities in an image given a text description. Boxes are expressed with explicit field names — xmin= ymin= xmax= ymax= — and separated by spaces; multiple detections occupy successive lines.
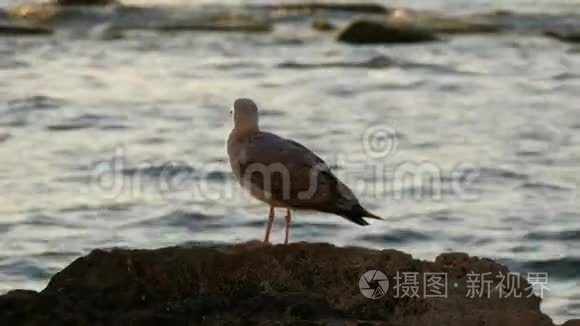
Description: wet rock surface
xmin=0 ymin=23 xmax=52 ymax=35
xmin=544 ymin=30 xmax=580 ymax=43
xmin=3 ymin=1 xmax=580 ymax=42
xmin=338 ymin=20 xmax=439 ymax=44
xmin=57 ymin=0 xmax=119 ymax=6
xmin=0 ymin=242 xmax=574 ymax=325
xmin=249 ymin=2 xmax=390 ymax=14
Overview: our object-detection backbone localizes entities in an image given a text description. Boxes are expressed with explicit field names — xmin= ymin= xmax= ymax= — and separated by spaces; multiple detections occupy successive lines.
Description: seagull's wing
xmin=236 ymin=131 xmax=381 ymax=225
xmin=236 ymin=131 xmax=329 ymax=206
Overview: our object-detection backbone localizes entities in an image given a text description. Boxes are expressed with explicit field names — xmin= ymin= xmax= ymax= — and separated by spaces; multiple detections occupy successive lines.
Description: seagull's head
xmin=232 ymin=98 xmax=259 ymax=132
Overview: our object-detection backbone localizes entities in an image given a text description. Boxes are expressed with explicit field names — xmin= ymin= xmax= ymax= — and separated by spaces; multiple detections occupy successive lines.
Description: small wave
xmin=137 ymin=136 xmax=167 ymax=145
xmin=212 ymin=61 xmax=263 ymax=70
xmin=46 ymin=122 xmax=95 ymax=131
xmin=59 ymin=202 xmax=132 ymax=213
xmin=524 ymin=230 xmax=580 ymax=242
xmin=399 ymin=61 xmax=481 ymax=76
xmin=521 ymin=257 xmax=580 ymax=279
xmin=0 ymin=223 xmax=14 ymax=234
xmin=21 ymin=214 xmax=84 ymax=229
xmin=291 ymin=222 xmax=346 ymax=230
xmin=0 ymin=130 xmax=10 ymax=142
xmin=121 ymin=163 xmax=195 ymax=177
xmin=278 ymin=55 xmax=394 ymax=70
xmin=359 ymin=229 xmax=432 ymax=244
xmin=477 ymin=11 xmax=580 ymax=34
xmin=127 ymin=209 xmax=221 ymax=230
xmin=0 ymin=258 xmax=53 ymax=280
xmin=240 ymin=220 xmax=346 ymax=230
xmin=46 ymin=113 xmax=127 ymax=131
xmin=477 ymin=167 xmax=529 ymax=182
xmin=5 ymin=95 xmax=63 ymax=113
xmin=519 ymin=181 xmax=570 ymax=192
xmin=553 ymin=72 xmax=580 ymax=81
xmin=205 ymin=171 xmax=228 ymax=181
xmin=31 ymin=250 xmax=82 ymax=259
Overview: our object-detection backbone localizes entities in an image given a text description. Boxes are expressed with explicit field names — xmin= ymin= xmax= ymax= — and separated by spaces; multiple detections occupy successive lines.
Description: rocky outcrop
xmin=0 ymin=241 xmax=576 ymax=325
xmin=250 ymin=3 xmax=389 ymax=14
xmin=338 ymin=20 xmax=439 ymax=44
xmin=0 ymin=23 xmax=52 ymax=35
xmin=311 ymin=18 xmax=336 ymax=32
xmin=56 ymin=0 xmax=119 ymax=6
xmin=544 ymin=30 xmax=580 ymax=43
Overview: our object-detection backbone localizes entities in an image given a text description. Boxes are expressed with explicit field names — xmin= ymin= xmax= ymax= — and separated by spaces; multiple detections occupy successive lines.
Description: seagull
xmin=227 ymin=98 xmax=382 ymax=244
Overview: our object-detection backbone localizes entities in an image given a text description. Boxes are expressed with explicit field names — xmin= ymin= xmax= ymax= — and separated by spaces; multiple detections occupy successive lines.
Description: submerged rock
xmin=475 ymin=10 xmax=580 ymax=35
xmin=0 ymin=131 xmax=10 ymax=142
xmin=8 ymin=4 xmax=272 ymax=33
xmin=0 ymin=23 xmax=52 ymax=35
xmin=338 ymin=20 xmax=438 ymax=44
xmin=56 ymin=0 xmax=119 ymax=6
xmin=0 ymin=242 xmax=571 ymax=325
xmin=383 ymin=8 xmax=502 ymax=35
xmin=7 ymin=4 xmax=59 ymax=22
xmin=544 ymin=30 xmax=580 ymax=43
xmin=311 ymin=18 xmax=336 ymax=32
xmin=250 ymin=2 xmax=389 ymax=14
xmin=407 ymin=16 xmax=502 ymax=34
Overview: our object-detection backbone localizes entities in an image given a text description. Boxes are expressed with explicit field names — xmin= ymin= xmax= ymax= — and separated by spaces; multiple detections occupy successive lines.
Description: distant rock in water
xmin=338 ymin=20 xmax=439 ymax=44
xmin=56 ymin=0 xmax=118 ymax=6
xmin=544 ymin=30 xmax=580 ymax=43
xmin=0 ymin=131 xmax=10 ymax=143
xmin=0 ymin=242 xmax=574 ymax=325
xmin=311 ymin=18 xmax=336 ymax=32
xmin=250 ymin=2 xmax=389 ymax=14
xmin=0 ymin=23 xmax=53 ymax=35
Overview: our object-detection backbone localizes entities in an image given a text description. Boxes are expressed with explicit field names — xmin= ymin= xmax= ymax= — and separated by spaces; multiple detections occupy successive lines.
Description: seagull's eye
xmin=229 ymin=110 xmax=233 ymax=116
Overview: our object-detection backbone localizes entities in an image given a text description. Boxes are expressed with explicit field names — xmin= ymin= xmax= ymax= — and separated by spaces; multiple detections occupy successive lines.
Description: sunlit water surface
xmin=0 ymin=0 xmax=579 ymax=323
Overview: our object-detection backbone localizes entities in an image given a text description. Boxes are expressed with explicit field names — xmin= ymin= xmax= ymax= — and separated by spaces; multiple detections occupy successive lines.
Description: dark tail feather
xmin=336 ymin=204 xmax=383 ymax=226
xmin=360 ymin=206 xmax=383 ymax=220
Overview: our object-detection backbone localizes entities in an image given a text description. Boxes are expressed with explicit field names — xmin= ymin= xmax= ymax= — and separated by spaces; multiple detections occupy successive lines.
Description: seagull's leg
xmin=264 ymin=206 xmax=275 ymax=243
xmin=284 ymin=209 xmax=292 ymax=245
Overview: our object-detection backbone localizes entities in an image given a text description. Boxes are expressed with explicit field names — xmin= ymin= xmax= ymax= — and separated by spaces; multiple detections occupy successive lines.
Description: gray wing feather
xmin=237 ymin=132 xmax=341 ymax=208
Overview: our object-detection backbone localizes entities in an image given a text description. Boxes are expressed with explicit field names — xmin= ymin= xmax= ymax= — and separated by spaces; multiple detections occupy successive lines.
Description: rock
xmin=56 ymin=0 xmax=118 ymax=6
xmin=475 ymin=11 xmax=580 ymax=35
xmin=0 ymin=23 xmax=52 ymax=35
xmin=311 ymin=18 xmax=336 ymax=32
xmin=338 ymin=20 xmax=438 ymax=44
xmin=410 ymin=16 xmax=502 ymax=34
xmin=562 ymin=321 xmax=580 ymax=326
xmin=0 ymin=131 xmax=10 ymax=142
xmin=250 ymin=3 xmax=389 ymax=14
xmin=544 ymin=30 xmax=580 ymax=43
xmin=0 ymin=242 xmax=568 ymax=325
xmin=8 ymin=4 xmax=59 ymax=22
xmin=382 ymin=8 xmax=502 ymax=35
xmin=8 ymin=4 xmax=273 ymax=33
